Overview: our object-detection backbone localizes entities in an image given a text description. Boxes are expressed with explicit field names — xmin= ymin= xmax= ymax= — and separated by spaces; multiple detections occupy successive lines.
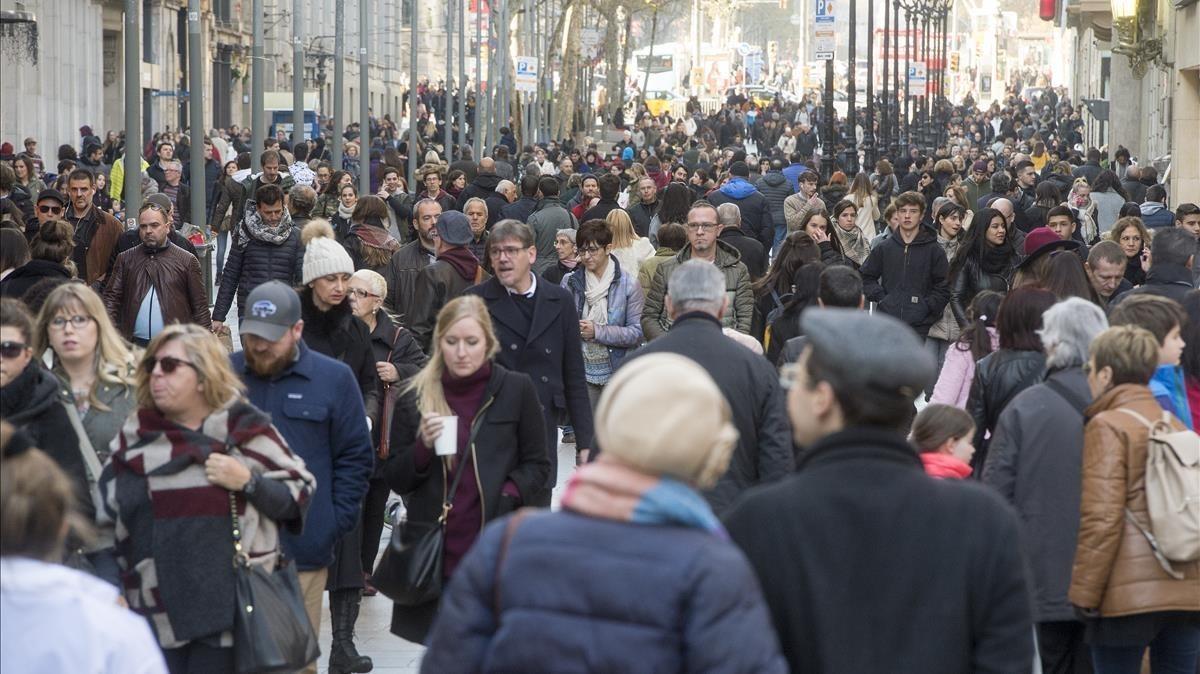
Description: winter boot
xmin=328 ymin=589 xmax=373 ymax=674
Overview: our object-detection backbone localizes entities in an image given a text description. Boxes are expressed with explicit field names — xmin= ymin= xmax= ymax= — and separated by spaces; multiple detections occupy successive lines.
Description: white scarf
xmin=584 ymin=256 xmax=615 ymax=326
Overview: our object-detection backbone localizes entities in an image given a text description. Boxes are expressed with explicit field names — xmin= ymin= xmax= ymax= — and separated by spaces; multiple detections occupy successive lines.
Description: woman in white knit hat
xmin=298 ymin=218 xmax=380 ymax=673
xmin=420 ymin=353 xmax=788 ymax=673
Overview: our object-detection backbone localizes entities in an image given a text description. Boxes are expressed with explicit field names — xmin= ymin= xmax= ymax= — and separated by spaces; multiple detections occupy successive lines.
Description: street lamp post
xmin=332 ymin=0 xmax=344 ymax=168
xmin=445 ymin=0 xmax=453 ymax=159
xmin=293 ymin=4 xmax=304 ymax=148
xmin=864 ymin=0 xmax=875 ymax=170
xmin=847 ymin=0 xmax=857 ymax=174
xmin=252 ymin=0 xmax=264 ymax=172
xmin=821 ymin=58 xmax=835 ymax=182
xmin=881 ymin=0 xmax=890 ymax=161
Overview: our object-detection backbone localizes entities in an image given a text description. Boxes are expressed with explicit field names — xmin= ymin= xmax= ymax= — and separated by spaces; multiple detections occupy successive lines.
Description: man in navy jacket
xmin=232 ymin=281 xmax=373 ymax=671
xmin=468 ymin=220 xmax=594 ymax=506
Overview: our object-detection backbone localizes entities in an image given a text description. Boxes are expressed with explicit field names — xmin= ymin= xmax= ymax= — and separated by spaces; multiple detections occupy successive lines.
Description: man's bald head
xmin=992 ymin=197 xmax=1015 ymax=222
xmin=478 ymin=157 xmax=496 ymax=174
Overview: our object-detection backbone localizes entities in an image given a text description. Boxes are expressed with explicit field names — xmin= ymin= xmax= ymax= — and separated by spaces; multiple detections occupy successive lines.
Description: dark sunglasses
xmin=143 ymin=355 xmax=197 ymax=375
xmin=0 ymin=341 xmax=29 ymax=359
xmin=38 ymin=204 xmax=64 ymax=214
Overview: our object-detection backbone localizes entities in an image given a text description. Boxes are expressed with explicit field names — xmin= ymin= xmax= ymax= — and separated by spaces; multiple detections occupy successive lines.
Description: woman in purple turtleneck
xmin=382 ymin=295 xmax=550 ymax=643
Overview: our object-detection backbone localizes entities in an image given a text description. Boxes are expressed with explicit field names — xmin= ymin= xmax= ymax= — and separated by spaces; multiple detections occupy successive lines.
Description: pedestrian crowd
xmin=1 ymin=79 xmax=1198 ymax=674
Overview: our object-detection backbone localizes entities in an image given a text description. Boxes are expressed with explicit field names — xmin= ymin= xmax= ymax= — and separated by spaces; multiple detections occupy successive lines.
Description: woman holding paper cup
xmin=382 ymin=295 xmax=550 ymax=642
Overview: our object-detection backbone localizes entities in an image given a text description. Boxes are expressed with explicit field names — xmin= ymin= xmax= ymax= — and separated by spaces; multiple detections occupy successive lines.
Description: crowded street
xmin=2 ymin=0 xmax=1199 ymax=672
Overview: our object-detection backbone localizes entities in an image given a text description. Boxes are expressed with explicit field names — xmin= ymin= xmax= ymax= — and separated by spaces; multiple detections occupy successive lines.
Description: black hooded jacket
xmin=860 ymin=227 xmax=951 ymax=336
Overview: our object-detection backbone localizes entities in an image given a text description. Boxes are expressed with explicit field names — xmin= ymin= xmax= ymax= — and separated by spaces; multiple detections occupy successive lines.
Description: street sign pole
xmin=123 ymin=0 xmax=141 ymax=221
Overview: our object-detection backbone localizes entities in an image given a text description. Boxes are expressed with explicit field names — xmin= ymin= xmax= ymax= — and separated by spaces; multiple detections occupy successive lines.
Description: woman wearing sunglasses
xmin=0 ymin=219 xmax=75 ymax=300
xmin=33 ymin=284 xmax=137 ymax=465
xmin=95 ymin=323 xmax=315 ymax=671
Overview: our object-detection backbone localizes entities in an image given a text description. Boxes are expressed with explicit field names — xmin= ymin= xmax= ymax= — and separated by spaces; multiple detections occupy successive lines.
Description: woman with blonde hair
xmin=33 ymin=283 xmax=136 ymax=464
xmin=382 ymin=295 xmax=550 ymax=643
xmin=605 ymin=208 xmax=655 ymax=273
xmin=1 ymin=422 xmax=166 ymax=674
xmin=95 ymin=323 xmax=315 ymax=668
xmin=847 ymin=172 xmax=880 ymax=240
xmin=1108 ymin=216 xmax=1152 ymax=287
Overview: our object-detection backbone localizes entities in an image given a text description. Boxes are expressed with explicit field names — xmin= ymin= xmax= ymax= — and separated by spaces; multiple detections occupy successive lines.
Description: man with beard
xmin=211 ymin=183 xmax=305 ymax=334
xmin=63 ymin=169 xmax=122 ymax=286
xmin=233 ymin=280 xmax=373 ymax=674
xmin=383 ymin=197 xmax=441 ymax=327
xmin=409 ymin=211 xmax=491 ymax=350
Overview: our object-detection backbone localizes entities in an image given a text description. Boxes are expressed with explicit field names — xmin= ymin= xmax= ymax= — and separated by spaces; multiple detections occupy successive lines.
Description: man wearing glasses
xmin=31 ymin=188 xmax=68 ymax=232
xmin=641 ymin=201 xmax=754 ymax=341
xmin=64 ymin=169 xmax=123 ymax=287
xmin=103 ymin=201 xmax=211 ymax=345
xmin=467 ymin=220 xmax=593 ymax=505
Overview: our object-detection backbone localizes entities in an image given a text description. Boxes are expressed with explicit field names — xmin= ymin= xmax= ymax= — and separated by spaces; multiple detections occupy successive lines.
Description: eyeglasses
xmin=687 ymin=222 xmax=719 ymax=231
xmin=491 ymin=246 xmax=529 ymax=259
xmin=578 ymin=246 xmax=604 ymax=257
xmin=38 ymin=204 xmax=64 ymax=214
xmin=143 ymin=356 xmax=197 ymax=375
xmin=348 ymin=288 xmax=380 ymax=299
xmin=49 ymin=315 xmax=93 ymax=331
xmin=0 ymin=341 xmax=29 ymax=359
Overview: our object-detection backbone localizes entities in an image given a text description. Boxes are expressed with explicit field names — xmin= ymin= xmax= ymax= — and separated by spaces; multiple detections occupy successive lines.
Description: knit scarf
xmin=337 ymin=201 xmax=355 ymax=221
xmin=981 ymin=244 xmax=1013 ymax=275
xmin=437 ymin=245 xmax=481 ymax=283
xmin=582 ymin=258 xmax=615 ymax=383
xmin=561 ymin=461 xmax=726 ymax=538
xmin=354 ymin=223 xmax=400 ymax=253
xmin=99 ymin=400 xmax=314 ymax=647
xmin=833 ymin=223 xmax=869 ymax=265
xmin=239 ymin=201 xmax=293 ymax=247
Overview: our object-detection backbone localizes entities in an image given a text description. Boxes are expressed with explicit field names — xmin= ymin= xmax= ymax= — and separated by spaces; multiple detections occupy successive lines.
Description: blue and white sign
xmin=515 ymin=56 xmax=539 ymax=93
xmin=813 ymin=0 xmax=835 ymax=60
xmin=907 ymin=61 xmax=928 ymax=94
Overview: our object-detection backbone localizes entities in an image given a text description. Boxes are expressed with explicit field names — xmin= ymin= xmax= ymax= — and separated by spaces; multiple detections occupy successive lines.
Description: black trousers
xmin=162 ymin=642 xmax=234 ymax=674
xmin=360 ymin=477 xmax=391 ymax=572
xmin=1038 ymin=620 xmax=1094 ymax=674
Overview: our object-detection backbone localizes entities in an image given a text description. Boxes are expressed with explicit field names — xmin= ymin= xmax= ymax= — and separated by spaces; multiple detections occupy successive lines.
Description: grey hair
xmin=162 ymin=159 xmax=183 ymax=171
xmin=495 ymin=180 xmax=516 ymax=195
xmin=288 ymin=184 xmax=317 ymax=216
xmin=555 ymin=228 xmax=576 ymax=244
xmin=490 ymin=219 xmax=535 ymax=248
xmin=716 ymin=203 xmax=741 ymax=227
xmin=667 ymin=259 xmax=726 ymax=316
xmin=1041 ymin=297 xmax=1109 ymax=370
xmin=463 ymin=197 xmax=489 ymax=216
xmin=525 ymin=162 xmax=541 ymax=177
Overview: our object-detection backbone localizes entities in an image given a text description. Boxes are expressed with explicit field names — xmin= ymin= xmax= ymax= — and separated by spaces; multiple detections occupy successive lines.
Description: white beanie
xmin=301 ymin=220 xmax=355 ymax=285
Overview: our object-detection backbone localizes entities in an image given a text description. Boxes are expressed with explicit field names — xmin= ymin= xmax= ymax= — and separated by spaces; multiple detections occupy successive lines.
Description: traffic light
xmin=1039 ymin=0 xmax=1056 ymax=21
xmin=949 ymin=52 xmax=959 ymax=72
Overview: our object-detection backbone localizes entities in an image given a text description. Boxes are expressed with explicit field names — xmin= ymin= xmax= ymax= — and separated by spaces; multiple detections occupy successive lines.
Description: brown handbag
xmin=377 ymin=325 xmax=405 ymax=459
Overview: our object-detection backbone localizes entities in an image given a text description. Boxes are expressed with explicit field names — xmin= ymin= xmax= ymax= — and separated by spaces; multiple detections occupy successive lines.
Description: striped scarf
xmin=97 ymin=399 xmax=315 ymax=648
xmin=561 ymin=461 xmax=726 ymax=539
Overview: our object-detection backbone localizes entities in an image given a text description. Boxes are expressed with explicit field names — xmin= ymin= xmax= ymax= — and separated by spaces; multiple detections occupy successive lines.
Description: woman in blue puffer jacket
xmin=420 ymin=353 xmax=787 ymax=674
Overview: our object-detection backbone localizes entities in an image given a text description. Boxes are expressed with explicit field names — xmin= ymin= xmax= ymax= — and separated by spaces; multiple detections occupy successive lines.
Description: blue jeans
xmin=1090 ymin=621 xmax=1200 ymax=674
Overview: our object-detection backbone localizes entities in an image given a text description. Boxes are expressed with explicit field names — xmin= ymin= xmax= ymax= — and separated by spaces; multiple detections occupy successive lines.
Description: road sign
xmin=813 ymin=0 xmax=835 ymax=60
xmin=580 ymin=28 xmax=602 ymax=58
xmin=514 ymin=56 xmax=539 ymax=93
xmin=908 ymin=61 xmax=928 ymax=93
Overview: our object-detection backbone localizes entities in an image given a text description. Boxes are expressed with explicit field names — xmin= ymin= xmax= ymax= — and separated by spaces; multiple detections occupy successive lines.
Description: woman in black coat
xmin=949 ymin=207 xmax=1020 ymax=326
xmin=0 ymin=219 xmax=74 ymax=300
xmin=298 ymin=232 xmax=381 ymax=673
xmin=346 ymin=269 xmax=427 ymax=597
xmin=967 ymin=288 xmax=1057 ymax=476
xmin=382 ymin=295 xmax=549 ymax=643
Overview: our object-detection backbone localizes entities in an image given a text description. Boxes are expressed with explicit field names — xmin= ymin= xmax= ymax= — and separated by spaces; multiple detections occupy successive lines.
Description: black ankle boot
xmin=328 ymin=589 xmax=373 ymax=674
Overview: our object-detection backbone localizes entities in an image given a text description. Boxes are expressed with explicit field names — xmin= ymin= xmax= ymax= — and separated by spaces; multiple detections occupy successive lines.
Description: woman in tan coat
xmin=1070 ymin=325 xmax=1200 ymax=673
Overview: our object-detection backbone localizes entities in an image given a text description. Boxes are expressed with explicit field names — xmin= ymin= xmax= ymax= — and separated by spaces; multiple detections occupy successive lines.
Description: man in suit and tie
xmin=467 ymin=219 xmax=593 ymax=505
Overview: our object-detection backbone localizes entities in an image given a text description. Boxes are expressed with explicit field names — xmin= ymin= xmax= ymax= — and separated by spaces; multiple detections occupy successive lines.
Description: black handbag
xmin=372 ymin=453 xmax=471 ymax=606
xmin=229 ymin=491 xmax=320 ymax=673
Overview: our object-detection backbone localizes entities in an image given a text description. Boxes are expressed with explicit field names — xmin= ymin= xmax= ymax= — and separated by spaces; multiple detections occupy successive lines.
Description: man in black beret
xmin=724 ymin=308 xmax=1033 ymax=674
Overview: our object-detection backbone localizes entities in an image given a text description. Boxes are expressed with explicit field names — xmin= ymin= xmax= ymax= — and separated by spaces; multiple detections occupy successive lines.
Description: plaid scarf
xmin=97 ymin=400 xmax=314 ymax=648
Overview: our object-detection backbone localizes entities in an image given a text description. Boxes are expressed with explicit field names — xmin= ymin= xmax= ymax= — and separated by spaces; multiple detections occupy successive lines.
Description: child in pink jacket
xmin=930 ymin=292 xmax=1002 ymax=408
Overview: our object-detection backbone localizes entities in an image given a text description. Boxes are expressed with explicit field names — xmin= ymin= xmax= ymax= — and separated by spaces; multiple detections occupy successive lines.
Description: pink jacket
xmin=930 ymin=328 xmax=999 ymax=409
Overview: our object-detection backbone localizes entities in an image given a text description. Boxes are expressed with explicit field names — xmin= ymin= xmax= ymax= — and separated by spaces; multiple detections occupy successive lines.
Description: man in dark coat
xmin=724 ymin=308 xmax=1033 ymax=674
xmin=410 ymin=211 xmax=490 ymax=350
xmin=1113 ymin=226 xmax=1195 ymax=307
xmin=581 ymin=173 xmax=623 ymax=223
xmin=982 ymin=297 xmax=1107 ymax=673
xmin=624 ymin=260 xmax=792 ymax=514
xmin=499 ymin=174 xmax=541 ymax=224
xmin=860 ymin=191 xmax=951 ymax=337
xmin=714 ymin=203 xmax=767 ymax=280
xmin=707 ymin=161 xmax=774 ymax=250
xmin=382 ymin=198 xmax=440 ymax=327
xmin=211 ymin=185 xmax=304 ymax=332
xmin=627 ymin=178 xmax=660 ymax=238
xmin=756 ymin=158 xmax=794 ymax=250
xmin=466 ymin=220 xmax=593 ymax=506
xmin=455 ymin=157 xmax=503 ymax=212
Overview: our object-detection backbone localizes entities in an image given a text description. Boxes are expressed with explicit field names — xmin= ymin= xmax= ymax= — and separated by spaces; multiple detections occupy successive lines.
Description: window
xmin=142 ymin=0 xmax=158 ymax=64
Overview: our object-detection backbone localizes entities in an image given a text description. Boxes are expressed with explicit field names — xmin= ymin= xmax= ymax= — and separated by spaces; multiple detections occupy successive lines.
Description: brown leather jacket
xmin=1069 ymin=383 xmax=1200 ymax=616
xmin=66 ymin=203 xmax=123 ymax=286
xmin=103 ymin=241 xmax=212 ymax=339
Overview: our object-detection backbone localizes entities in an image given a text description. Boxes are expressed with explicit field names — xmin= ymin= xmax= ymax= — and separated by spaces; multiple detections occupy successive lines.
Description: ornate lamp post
xmin=1111 ymin=0 xmax=1162 ymax=78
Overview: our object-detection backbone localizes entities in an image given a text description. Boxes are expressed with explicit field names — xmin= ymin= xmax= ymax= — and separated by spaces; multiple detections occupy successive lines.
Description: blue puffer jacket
xmin=561 ymin=255 xmax=645 ymax=378
xmin=421 ymin=510 xmax=788 ymax=673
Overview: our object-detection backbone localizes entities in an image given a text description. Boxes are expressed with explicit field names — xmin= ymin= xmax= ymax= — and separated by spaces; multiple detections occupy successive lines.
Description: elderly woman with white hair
xmin=981 ymin=297 xmax=1109 ymax=674
xmin=419 ymin=352 xmax=787 ymax=673
xmin=346 ymin=269 xmax=427 ymax=596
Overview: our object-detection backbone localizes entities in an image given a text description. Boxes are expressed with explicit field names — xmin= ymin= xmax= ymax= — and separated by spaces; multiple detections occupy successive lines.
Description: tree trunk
xmin=617 ymin=10 xmax=633 ymax=115
xmin=601 ymin=5 xmax=622 ymax=121
xmin=640 ymin=6 xmax=658 ymax=109
xmin=553 ymin=1 xmax=583 ymax=141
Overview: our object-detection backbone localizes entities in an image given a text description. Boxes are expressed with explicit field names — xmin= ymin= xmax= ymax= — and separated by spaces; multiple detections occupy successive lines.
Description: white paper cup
xmin=434 ymin=416 xmax=459 ymax=456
